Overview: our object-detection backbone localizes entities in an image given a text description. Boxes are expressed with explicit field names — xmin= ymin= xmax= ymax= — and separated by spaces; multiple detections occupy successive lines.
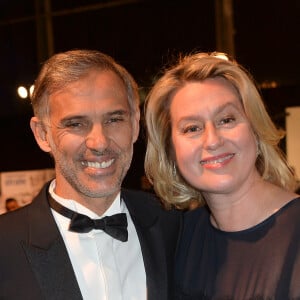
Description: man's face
xmin=33 ymin=70 xmax=139 ymax=208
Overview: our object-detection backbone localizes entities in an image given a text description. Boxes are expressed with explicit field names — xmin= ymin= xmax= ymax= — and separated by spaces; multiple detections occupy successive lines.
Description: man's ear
xmin=132 ymin=110 xmax=140 ymax=143
xmin=30 ymin=117 xmax=52 ymax=153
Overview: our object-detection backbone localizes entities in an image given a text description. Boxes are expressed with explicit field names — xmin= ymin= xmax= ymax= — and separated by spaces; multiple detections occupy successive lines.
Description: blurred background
xmin=0 ymin=0 xmax=299 ymax=189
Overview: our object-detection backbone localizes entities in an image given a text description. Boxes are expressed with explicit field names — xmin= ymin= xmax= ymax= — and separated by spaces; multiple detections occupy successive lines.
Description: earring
xmin=256 ymin=140 xmax=261 ymax=158
xmin=172 ymin=163 xmax=177 ymax=177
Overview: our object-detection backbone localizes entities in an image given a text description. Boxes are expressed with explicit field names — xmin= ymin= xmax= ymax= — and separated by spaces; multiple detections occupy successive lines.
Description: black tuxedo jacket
xmin=0 ymin=183 xmax=181 ymax=300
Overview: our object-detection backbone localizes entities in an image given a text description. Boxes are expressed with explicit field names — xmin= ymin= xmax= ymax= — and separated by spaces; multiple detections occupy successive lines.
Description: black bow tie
xmin=48 ymin=194 xmax=128 ymax=242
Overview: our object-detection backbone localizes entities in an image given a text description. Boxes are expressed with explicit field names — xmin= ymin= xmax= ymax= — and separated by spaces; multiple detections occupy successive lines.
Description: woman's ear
xmin=30 ymin=117 xmax=52 ymax=153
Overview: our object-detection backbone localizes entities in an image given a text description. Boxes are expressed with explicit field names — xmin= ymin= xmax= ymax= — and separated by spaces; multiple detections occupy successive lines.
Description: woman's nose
xmin=202 ymin=123 xmax=224 ymax=150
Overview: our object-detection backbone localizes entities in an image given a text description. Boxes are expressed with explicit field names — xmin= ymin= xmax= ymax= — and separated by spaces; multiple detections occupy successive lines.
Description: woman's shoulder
xmin=267 ymin=196 xmax=300 ymax=233
xmin=277 ymin=196 xmax=300 ymax=215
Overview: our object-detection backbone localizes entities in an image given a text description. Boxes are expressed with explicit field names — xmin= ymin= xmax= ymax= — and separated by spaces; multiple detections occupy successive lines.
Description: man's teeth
xmin=85 ymin=159 xmax=114 ymax=169
xmin=200 ymin=154 xmax=234 ymax=165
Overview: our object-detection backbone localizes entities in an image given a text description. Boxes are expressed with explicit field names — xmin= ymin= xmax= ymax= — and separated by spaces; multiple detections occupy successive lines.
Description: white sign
xmin=0 ymin=168 xmax=55 ymax=213
xmin=285 ymin=106 xmax=300 ymax=181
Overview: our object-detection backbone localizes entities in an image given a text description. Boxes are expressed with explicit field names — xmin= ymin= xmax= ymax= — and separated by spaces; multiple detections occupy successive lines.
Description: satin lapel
xmin=22 ymin=184 xmax=83 ymax=300
xmin=122 ymin=190 xmax=169 ymax=300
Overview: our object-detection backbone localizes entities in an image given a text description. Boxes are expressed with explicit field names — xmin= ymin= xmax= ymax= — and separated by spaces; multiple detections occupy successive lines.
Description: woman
xmin=145 ymin=52 xmax=300 ymax=299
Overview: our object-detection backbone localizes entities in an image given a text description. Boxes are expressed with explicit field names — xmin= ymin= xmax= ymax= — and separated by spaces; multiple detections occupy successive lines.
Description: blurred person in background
xmin=5 ymin=198 xmax=20 ymax=212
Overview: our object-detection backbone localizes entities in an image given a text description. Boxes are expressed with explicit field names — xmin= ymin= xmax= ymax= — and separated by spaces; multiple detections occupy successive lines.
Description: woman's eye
xmin=219 ymin=117 xmax=235 ymax=125
xmin=183 ymin=125 xmax=200 ymax=134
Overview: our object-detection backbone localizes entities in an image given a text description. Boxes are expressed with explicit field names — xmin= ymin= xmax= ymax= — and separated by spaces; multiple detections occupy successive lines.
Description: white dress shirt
xmin=49 ymin=180 xmax=147 ymax=300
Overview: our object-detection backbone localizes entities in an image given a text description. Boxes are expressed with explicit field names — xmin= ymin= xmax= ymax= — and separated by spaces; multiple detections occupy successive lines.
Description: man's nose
xmin=85 ymin=124 xmax=109 ymax=151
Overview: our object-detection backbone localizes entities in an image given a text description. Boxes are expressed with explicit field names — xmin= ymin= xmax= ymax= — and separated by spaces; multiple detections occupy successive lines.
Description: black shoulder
xmin=121 ymin=188 xmax=163 ymax=208
xmin=0 ymin=203 xmax=32 ymax=236
xmin=121 ymin=188 xmax=182 ymax=224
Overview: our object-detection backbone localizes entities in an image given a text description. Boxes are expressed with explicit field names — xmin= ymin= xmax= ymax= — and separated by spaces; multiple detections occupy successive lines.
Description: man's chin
xmin=81 ymin=183 xmax=121 ymax=198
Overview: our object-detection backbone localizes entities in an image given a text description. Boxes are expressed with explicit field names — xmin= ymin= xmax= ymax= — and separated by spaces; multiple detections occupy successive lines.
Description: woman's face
xmin=170 ymin=77 xmax=259 ymax=198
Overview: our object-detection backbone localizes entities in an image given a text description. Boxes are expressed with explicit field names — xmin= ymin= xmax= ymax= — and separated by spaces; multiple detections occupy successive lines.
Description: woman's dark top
xmin=175 ymin=197 xmax=300 ymax=300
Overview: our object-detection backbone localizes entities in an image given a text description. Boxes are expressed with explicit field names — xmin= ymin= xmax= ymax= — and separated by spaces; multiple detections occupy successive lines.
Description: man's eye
xmin=106 ymin=117 xmax=124 ymax=124
xmin=63 ymin=121 xmax=87 ymax=129
xmin=67 ymin=122 xmax=82 ymax=127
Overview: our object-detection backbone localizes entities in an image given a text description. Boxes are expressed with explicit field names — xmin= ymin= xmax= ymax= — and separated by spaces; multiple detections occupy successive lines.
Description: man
xmin=0 ymin=50 xmax=180 ymax=300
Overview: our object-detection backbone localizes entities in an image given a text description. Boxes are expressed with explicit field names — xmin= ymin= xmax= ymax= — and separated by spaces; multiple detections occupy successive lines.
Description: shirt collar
xmin=48 ymin=179 xmax=123 ymax=219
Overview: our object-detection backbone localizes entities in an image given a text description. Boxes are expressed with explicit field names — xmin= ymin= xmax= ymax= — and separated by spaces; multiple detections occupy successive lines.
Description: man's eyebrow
xmin=60 ymin=115 xmax=86 ymax=123
xmin=104 ymin=109 xmax=131 ymax=117
xmin=106 ymin=109 xmax=129 ymax=115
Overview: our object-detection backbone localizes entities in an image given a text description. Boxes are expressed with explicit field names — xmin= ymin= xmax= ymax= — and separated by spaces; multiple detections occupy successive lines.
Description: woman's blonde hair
xmin=145 ymin=52 xmax=297 ymax=209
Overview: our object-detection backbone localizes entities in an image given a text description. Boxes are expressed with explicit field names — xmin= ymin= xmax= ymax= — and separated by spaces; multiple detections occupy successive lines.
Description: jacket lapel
xmin=22 ymin=185 xmax=173 ymax=300
xmin=22 ymin=184 xmax=83 ymax=300
xmin=122 ymin=189 xmax=169 ymax=300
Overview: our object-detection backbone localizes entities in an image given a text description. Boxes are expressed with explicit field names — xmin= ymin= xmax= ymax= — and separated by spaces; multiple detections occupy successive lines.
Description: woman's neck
xmin=206 ymin=180 xmax=297 ymax=232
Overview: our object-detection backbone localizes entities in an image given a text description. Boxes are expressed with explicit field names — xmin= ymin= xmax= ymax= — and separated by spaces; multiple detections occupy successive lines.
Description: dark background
xmin=0 ymin=0 xmax=299 ymax=189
